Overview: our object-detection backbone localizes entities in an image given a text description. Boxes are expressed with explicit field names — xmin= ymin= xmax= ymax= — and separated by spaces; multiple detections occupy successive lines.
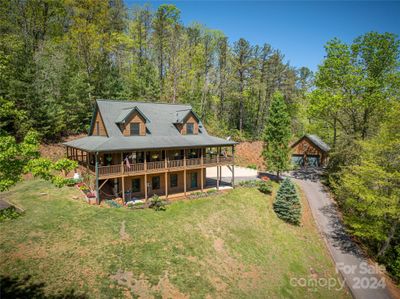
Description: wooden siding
xmin=121 ymin=169 xmax=204 ymax=198
xmin=292 ymin=138 xmax=321 ymax=156
xmin=122 ymin=112 xmax=146 ymax=136
xmin=179 ymin=113 xmax=199 ymax=135
xmin=91 ymin=110 xmax=107 ymax=136
xmin=291 ymin=137 xmax=328 ymax=165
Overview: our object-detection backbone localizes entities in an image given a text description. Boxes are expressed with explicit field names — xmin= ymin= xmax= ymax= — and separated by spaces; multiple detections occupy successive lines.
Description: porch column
xmin=95 ymin=152 xmax=99 ymax=204
xmin=122 ymin=177 xmax=125 ymax=202
xmin=183 ymin=149 xmax=187 ymax=196
xmin=201 ymin=168 xmax=204 ymax=192
xmin=121 ymin=153 xmax=124 ymax=174
xmin=164 ymin=150 xmax=167 ymax=168
xmin=144 ymin=174 xmax=148 ymax=201
xmin=232 ymin=145 xmax=235 ymax=188
xmin=216 ymin=165 xmax=219 ymax=190
xmin=86 ymin=151 xmax=89 ymax=172
xmin=200 ymin=148 xmax=204 ymax=192
xmin=165 ymin=172 xmax=168 ymax=199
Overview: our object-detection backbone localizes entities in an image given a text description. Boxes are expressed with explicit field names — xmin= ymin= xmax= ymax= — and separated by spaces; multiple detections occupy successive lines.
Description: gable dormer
xmin=175 ymin=110 xmax=200 ymax=135
xmin=116 ymin=106 xmax=149 ymax=136
xmin=90 ymin=106 xmax=108 ymax=136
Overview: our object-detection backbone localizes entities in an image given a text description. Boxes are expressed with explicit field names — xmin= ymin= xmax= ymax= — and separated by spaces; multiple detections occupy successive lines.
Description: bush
xmin=238 ymin=180 xmax=259 ymax=188
xmin=257 ymin=181 xmax=272 ymax=194
xmin=105 ymin=200 xmax=122 ymax=208
xmin=273 ymin=178 xmax=301 ymax=225
xmin=238 ymin=180 xmax=272 ymax=194
xmin=247 ymin=164 xmax=257 ymax=170
xmin=0 ymin=206 xmax=22 ymax=222
xmin=149 ymin=194 xmax=166 ymax=211
xmin=126 ymin=201 xmax=145 ymax=209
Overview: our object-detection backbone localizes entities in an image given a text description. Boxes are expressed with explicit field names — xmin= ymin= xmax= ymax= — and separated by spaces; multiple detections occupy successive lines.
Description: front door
xmin=190 ymin=172 xmax=198 ymax=188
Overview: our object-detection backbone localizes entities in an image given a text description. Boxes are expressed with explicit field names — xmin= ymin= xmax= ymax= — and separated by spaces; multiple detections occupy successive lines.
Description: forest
xmin=0 ymin=0 xmax=399 ymax=284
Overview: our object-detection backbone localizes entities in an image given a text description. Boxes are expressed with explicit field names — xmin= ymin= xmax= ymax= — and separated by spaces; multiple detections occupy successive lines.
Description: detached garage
xmin=291 ymin=134 xmax=330 ymax=168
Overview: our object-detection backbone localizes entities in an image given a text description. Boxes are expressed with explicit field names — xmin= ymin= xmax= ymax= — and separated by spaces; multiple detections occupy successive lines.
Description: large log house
xmin=64 ymin=100 xmax=237 ymax=204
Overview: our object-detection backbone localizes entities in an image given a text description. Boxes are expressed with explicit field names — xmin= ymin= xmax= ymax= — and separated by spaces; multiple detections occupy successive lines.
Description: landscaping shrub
xmin=0 ymin=206 xmax=22 ymax=222
xmin=149 ymin=194 xmax=166 ymax=211
xmin=247 ymin=164 xmax=257 ymax=170
xmin=273 ymin=178 xmax=301 ymax=225
xmin=238 ymin=180 xmax=259 ymax=188
xmin=127 ymin=201 xmax=145 ymax=209
xmin=238 ymin=180 xmax=272 ymax=194
xmin=257 ymin=181 xmax=272 ymax=194
xmin=105 ymin=200 xmax=122 ymax=208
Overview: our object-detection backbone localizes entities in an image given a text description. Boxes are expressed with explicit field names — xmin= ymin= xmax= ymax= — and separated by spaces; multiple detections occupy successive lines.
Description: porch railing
xmin=124 ymin=163 xmax=144 ymax=173
xmin=168 ymin=159 xmax=184 ymax=168
xmin=186 ymin=158 xmax=201 ymax=167
xmin=98 ymin=164 xmax=122 ymax=176
xmin=90 ymin=155 xmax=234 ymax=177
xmin=147 ymin=161 xmax=165 ymax=171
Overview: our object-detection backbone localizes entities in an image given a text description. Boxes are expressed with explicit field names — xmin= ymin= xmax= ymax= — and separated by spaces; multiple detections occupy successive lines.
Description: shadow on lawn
xmin=0 ymin=275 xmax=87 ymax=299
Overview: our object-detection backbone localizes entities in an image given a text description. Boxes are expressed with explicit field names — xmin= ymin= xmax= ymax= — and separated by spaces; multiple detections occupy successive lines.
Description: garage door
xmin=306 ymin=155 xmax=320 ymax=167
xmin=291 ymin=155 xmax=304 ymax=168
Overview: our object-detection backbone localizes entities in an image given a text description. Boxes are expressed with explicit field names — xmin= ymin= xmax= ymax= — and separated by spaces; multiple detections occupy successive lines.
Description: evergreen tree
xmin=262 ymin=92 xmax=291 ymax=178
xmin=273 ymin=178 xmax=301 ymax=225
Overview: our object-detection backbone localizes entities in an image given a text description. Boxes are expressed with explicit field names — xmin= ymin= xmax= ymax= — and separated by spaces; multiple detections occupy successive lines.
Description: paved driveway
xmin=291 ymin=169 xmax=393 ymax=299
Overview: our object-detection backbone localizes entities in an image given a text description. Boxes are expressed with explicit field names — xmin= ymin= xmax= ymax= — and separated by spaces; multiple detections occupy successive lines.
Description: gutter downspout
xmin=95 ymin=152 xmax=99 ymax=205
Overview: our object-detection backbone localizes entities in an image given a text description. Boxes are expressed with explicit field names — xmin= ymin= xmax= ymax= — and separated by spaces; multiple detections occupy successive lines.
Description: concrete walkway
xmin=292 ymin=172 xmax=393 ymax=299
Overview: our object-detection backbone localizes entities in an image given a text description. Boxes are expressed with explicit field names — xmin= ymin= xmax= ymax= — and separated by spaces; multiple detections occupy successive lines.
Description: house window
xmin=130 ymin=123 xmax=140 ymax=136
xmin=132 ymin=178 xmax=141 ymax=193
xmin=170 ymin=174 xmax=178 ymax=188
xmin=186 ymin=123 xmax=194 ymax=134
xmin=152 ymin=176 xmax=160 ymax=190
xmin=96 ymin=121 xmax=99 ymax=135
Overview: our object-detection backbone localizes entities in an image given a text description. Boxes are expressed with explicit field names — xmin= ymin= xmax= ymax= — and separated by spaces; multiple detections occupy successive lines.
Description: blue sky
xmin=124 ymin=1 xmax=400 ymax=71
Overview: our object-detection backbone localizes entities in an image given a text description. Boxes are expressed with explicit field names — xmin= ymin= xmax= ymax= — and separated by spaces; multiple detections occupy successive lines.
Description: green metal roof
xmin=64 ymin=99 xmax=237 ymax=152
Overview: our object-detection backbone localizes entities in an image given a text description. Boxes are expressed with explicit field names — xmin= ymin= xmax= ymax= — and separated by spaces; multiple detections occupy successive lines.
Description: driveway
xmin=291 ymin=169 xmax=394 ymax=299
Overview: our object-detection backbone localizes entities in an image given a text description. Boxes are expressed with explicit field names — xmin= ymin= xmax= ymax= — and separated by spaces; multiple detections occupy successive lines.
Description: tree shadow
xmin=0 ymin=275 xmax=88 ymax=299
xmin=205 ymin=178 xmax=231 ymax=187
xmin=318 ymin=204 xmax=364 ymax=258
xmin=290 ymin=168 xmax=323 ymax=182
xmin=257 ymin=172 xmax=283 ymax=182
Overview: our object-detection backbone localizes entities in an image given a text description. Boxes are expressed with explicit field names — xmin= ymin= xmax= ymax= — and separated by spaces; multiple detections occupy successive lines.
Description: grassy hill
xmin=0 ymin=179 xmax=350 ymax=298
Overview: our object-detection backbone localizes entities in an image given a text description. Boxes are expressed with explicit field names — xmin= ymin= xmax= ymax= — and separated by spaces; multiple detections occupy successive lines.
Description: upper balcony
xmin=67 ymin=147 xmax=234 ymax=179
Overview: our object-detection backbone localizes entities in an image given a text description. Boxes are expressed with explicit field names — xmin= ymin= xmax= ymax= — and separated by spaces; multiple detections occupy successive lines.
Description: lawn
xmin=0 ymin=178 xmax=350 ymax=298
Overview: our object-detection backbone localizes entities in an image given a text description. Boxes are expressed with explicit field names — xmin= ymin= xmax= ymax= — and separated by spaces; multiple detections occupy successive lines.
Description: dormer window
xmin=187 ymin=123 xmax=194 ymax=135
xmin=130 ymin=123 xmax=140 ymax=136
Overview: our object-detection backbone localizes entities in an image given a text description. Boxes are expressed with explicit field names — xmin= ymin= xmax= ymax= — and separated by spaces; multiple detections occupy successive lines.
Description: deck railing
xmin=147 ymin=161 xmax=165 ymax=171
xmin=168 ymin=159 xmax=184 ymax=168
xmin=186 ymin=158 xmax=201 ymax=167
xmin=124 ymin=163 xmax=144 ymax=174
xmin=88 ymin=155 xmax=233 ymax=177
xmin=98 ymin=164 xmax=122 ymax=176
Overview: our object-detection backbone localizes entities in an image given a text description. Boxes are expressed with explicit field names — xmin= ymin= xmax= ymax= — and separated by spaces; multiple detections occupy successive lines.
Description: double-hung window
xmin=186 ymin=123 xmax=194 ymax=135
xmin=130 ymin=123 xmax=140 ymax=136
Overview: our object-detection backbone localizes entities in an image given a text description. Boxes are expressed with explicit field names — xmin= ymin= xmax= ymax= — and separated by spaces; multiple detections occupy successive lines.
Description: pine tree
xmin=273 ymin=178 xmax=301 ymax=225
xmin=262 ymin=92 xmax=291 ymax=178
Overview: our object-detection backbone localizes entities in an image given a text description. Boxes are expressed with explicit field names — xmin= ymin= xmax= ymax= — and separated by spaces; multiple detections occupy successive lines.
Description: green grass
xmin=0 ymin=178 xmax=350 ymax=298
